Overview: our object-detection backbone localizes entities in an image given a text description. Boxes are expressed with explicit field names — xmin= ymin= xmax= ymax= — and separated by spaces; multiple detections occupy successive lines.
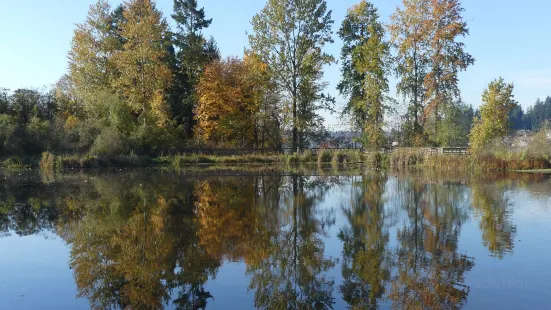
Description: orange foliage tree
xmin=195 ymin=56 xmax=267 ymax=147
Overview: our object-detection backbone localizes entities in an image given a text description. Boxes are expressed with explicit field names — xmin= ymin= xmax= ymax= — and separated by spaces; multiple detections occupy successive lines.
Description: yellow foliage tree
xmin=113 ymin=0 xmax=173 ymax=127
xmin=469 ymin=78 xmax=516 ymax=150
xmin=68 ymin=0 xmax=120 ymax=104
xmin=195 ymin=56 xmax=264 ymax=147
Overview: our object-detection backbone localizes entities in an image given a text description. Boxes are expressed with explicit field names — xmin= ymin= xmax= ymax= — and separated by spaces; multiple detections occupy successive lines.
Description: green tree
xmin=436 ymin=100 xmax=473 ymax=146
xmin=171 ymin=0 xmax=219 ymax=137
xmin=338 ymin=1 xmax=390 ymax=149
xmin=469 ymin=78 xmax=516 ymax=150
xmin=249 ymin=0 xmax=334 ymax=152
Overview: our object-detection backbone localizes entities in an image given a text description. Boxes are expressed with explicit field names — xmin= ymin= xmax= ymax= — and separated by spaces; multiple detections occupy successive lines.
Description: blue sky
xmin=1 ymin=0 xmax=550 ymax=128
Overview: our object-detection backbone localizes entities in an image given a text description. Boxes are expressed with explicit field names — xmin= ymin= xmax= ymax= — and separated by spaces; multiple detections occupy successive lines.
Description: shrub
xmin=39 ymin=152 xmax=55 ymax=170
xmin=285 ymin=153 xmax=301 ymax=165
xmin=345 ymin=150 xmax=363 ymax=164
xmin=317 ymin=149 xmax=332 ymax=165
xmin=300 ymin=150 xmax=315 ymax=163
xmin=91 ymin=127 xmax=130 ymax=157
xmin=332 ymin=151 xmax=347 ymax=165
xmin=365 ymin=152 xmax=383 ymax=169
xmin=526 ymin=128 xmax=551 ymax=161
xmin=3 ymin=156 xmax=24 ymax=169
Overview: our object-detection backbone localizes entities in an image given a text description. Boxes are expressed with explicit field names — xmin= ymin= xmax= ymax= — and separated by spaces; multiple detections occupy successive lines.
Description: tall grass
xmin=39 ymin=152 xmax=151 ymax=170
xmin=389 ymin=144 xmax=551 ymax=172
xmin=317 ymin=149 xmax=332 ymax=165
xmin=389 ymin=148 xmax=426 ymax=169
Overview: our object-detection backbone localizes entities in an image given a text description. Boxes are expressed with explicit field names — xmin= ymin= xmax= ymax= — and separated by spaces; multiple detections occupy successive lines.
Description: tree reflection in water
xmin=0 ymin=170 xmax=547 ymax=309
xmin=338 ymin=173 xmax=391 ymax=309
xmin=389 ymin=177 xmax=474 ymax=310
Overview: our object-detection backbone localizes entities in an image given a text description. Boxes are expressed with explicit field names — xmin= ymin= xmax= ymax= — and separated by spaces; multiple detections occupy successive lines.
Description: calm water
xmin=1 ymin=168 xmax=550 ymax=309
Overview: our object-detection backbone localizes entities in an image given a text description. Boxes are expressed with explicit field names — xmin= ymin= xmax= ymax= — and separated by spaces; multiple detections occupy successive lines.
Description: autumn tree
xmin=339 ymin=174 xmax=391 ymax=308
xmin=171 ymin=0 xmax=219 ymax=136
xmin=249 ymin=0 xmax=334 ymax=152
xmin=469 ymin=78 xmax=516 ymax=150
xmin=338 ymin=1 xmax=390 ymax=149
xmin=195 ymin=57 xmax=261 ymax=147
xmin=389 ymin=0 xmax=473 ymax=146
xmin=388 ymin=0 xmax=430 ymax=146
xmin=471 ymin=182 xmax=516 ymax=258
xmin=113 ymin=0 xmax=173 ymax=128
xmin=68 ymin=0 xmax=120 ymax=103
xmin=423 ymin=0 xmax=474 ymax=141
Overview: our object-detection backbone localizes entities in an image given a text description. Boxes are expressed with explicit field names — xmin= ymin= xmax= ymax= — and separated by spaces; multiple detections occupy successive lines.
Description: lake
xmin=0 ymin=168 xmax=550 ymax=309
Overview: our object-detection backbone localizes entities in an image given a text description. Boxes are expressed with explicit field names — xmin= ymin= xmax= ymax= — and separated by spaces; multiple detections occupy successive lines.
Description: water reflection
xmin=0 ymin=170 xmax=549 ymax=309
xmin=338 ymin=174 xmax=391 ymax=309
xmin=389 ymin=177 xmax=473 ymax=309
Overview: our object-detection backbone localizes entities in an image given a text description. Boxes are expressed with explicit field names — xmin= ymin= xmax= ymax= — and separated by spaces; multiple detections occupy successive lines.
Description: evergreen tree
xmin=171 ymin=0 xmax=219 ymax=137
xmin=436 ymin=100 xmax=473 ymax=146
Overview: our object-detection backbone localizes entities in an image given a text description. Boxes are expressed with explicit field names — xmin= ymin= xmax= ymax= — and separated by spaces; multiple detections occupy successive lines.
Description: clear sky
xmin=1 ymin=0 xmax=550 ymax=128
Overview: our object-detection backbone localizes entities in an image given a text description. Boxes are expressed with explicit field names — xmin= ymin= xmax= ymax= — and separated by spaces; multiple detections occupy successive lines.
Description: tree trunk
xmin=292 ymin=92 xmax=298 ymax=153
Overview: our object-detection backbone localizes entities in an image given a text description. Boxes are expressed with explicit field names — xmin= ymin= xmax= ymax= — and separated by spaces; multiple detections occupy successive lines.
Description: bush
xmin=317 ymin=149 xmax=332 ymax=165
xmin=300 ymin=150 xmax=315 ymax=163
xmin=332 ymin=151 xmax=347 ymax=165
xmin=365 ymin=152 xmax=383 ymax=169
xmin=526 ymin=128 xmax=551 ymax=161
xmin=3 ymin=156 xmax=24 ymax=169
xmin=285 ymin=153 xmax=301 ymax=165
xmin=91 ymin=127 xmax=130 ymax=157
xmin=39 ymin=152 xmax=55 ymax=170
xmin=344 ymin=150 xmax=363 ymax=164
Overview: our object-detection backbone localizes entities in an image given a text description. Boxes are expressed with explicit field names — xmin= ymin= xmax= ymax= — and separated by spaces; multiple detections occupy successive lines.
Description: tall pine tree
xmin=171 ymin=0 xmax=219 ymax=137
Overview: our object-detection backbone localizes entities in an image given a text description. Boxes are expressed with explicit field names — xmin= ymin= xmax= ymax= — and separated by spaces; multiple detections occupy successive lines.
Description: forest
xmin=1 ymin=0 xmax=550 ymax=161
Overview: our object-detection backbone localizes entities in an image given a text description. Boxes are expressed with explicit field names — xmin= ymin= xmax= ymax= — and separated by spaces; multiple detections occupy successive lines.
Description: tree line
xmin=0 ymin=0 xmax=548 ymax=158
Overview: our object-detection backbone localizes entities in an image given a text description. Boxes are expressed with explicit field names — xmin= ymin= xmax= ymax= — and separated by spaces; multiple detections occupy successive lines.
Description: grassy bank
xmin=34 ymin=150 xmax=370 ymax=170
xmin=389 ymin=148 xmax=551 ymax=172
xmin=5 ymin=148 xmax=547 ymax=173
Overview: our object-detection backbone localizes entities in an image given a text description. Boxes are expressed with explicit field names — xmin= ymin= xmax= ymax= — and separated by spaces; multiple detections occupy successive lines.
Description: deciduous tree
xmin=68 ymin=0 xmax=120 ymax=102
xmin=423 ymin=0 xmax=474 ymax=141
xmin=469 ymin=78 xmax=516 ymax=150
xmin=338 ymin=1 xmax=390 ymax=149
xmin=249 ymin=0 xmax=334 ymax=152
xmin=388 ymin=0 xmax=430 ymax=146
xmin=113 ymin=0 xmax=173 ymax=127
xmin=195 ymin=57 xmax=259 ymax=147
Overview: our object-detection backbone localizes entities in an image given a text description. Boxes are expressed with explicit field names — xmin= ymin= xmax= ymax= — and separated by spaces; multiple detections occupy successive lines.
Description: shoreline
xmin=2 ymin=150 xmax=550 ymax=174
